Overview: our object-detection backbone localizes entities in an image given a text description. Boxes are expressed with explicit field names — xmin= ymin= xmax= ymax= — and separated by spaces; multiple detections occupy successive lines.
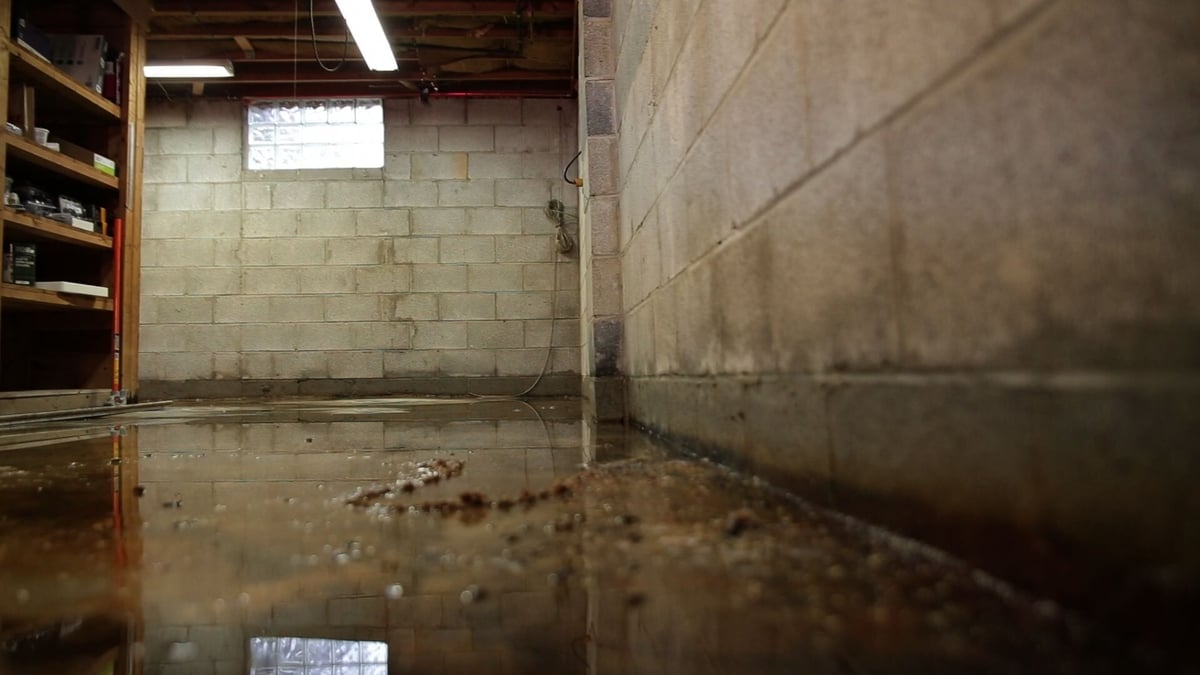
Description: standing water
xmin=0 ymin=398 xmax=1179 ymax=673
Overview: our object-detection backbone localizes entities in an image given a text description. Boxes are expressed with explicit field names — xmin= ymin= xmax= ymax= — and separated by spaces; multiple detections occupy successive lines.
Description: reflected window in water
xmin=249 ymin=637 xmax=387 ymax=674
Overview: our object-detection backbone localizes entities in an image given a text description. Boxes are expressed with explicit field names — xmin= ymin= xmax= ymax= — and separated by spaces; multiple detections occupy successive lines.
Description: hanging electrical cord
xmin=311 ymin=0 xmax=351 ymax=72
xmin=562 ymin=150 xmax=582 ymax=187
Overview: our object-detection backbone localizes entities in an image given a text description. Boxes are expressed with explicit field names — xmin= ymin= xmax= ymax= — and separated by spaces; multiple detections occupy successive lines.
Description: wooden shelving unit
xmin=0 ymin=0 xmax=145 ymax=401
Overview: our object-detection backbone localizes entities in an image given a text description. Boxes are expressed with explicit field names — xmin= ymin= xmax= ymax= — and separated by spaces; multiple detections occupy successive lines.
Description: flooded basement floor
xmin=0 ymin=397 xmax=1182 ymax=674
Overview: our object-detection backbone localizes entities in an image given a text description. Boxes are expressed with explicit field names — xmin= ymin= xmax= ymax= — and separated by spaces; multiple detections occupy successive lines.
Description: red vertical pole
xmin=112 ymin=217 xmax=123 ymax=397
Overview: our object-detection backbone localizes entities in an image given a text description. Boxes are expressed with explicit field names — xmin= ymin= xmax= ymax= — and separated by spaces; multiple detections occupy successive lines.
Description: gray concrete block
xmin=144 ymin=155 xmax=187 ymax=184
xmin=496 ymin=235 xmax=554 ymax=263
xmin=586 ymin=136 xmax=618 ymax=196
xmin=495 ymin=126 xmax=560 ymax=153
xmin=467 ymin=208 xmax=523 ymax=234
xmin=412 ymin=264 xmax=467 ymax=292
xmin=350 ymin=321 xmax=412 ymax=348
xmin=152 ymin=237 xmax=216 ymax=266
xmin=384 ymin=152 xmax=413 ymax=180
xmin=267 ymin=295 xmax=325 ymax=323
xmin=888 ymin=0 xmax=1200 ymax=370
xmin=385 ymin=126 xmax=438 ymax=152
xmin=438 ymin=180 xmax=495 ymax=207
xmin=469 ymin=153 xmax=524 ymax=179
xmin=467 ymin=99 xmax=521 ymax=126
xmin=243 ymin=183 xmax=271 ymax=209
xmin=412 ymin=208 xmax=468 ymax=235
xmin=296 ymin=323 xmax=353 ymax=350
xmin=583 ymin=18 xmax=613 ymax=78
xmin=213 ymin=296 xmax=269 ymax=324
xmin=356 ymin=265 xmax=412 ymax=293
xmin=187 ymin=154 xmax=241 ymax=183
xmin=326 ymin=238 xmax=388 ymax=265
xmin=413 ymin=321 xmax=468 ymax=350
xmin=521 ymin=263 xmax=555 ymax=291
xmin=148 ymin=183 xmax=215 ymax=212
xmin=325 ymin=295 xmax=383 ymax=321
xmin=469 ymin=264 xmax=524 ymax=291
xmin=761 ymin=135 xmax=899 ymax=373
xmin=589 ymin=195 xmax=620 ymax=256
xmin=393 ymin=238 xmax=440 ymax=264
xmin=384 ymin=181 xmax=439 ymax=207
xmin=800 ymin=1 xmax=993 ymax=168
xmin=326 ymin=180 xmax=384 ymax=208
xmin=468 ymin=320 xmax=526 ymax=348
xmin=243 ymin=210 xmax=298 ymax=237
xmin=412 ymin=153 xmax=469 ymax=180
xmin=439 ymin=349 xmax=496 ymax=376
xmin=242 ymin=267 xmax=300 ymax=295
xmin=522 ymin=99 xmax=567 ymax=126
xmin=391 ymin=294 xmax=439 ymax=320
xmin=300 ymin=210 xmax=357 ymax=237
xmin=583 ymin=0 xmax=610 ymax=18
xmin=299 ymin=267 xmax=356 ymax=293
xmin=585 ymin=80 xmax=616 ymax=135
xmin=439 ymin=126 xmax=495 ymax=152
xmin=158 ymin=127 xmax=215 ymax=155
xmin=269 ymin=238 xmax=326 ymax=266
xmin=356 ymin=209 xmax=411 ymax=236
xmin=829 ymin=379 xmax=1038 ymax=525
xmin=270 ymin=181 xmax=327 ymax=209
xmin=185 ymin=268 xmax=241 ymax=296
xmin=496 ymin=179 xmax=551 ymax=207
xmin=328 ymin=351 xmax=385 ymax=379
xmin=439 ymin=236 xmax=496 ymax=263
xmin=496 ymin=292 xmax=552 ymax=320
xmin=384 ymin=350 xmax=439 ymax=377
xmin=440 ymin=293 xmax=496 ymax=320
xmin=242 ymin=323 xmax=298 ymax=351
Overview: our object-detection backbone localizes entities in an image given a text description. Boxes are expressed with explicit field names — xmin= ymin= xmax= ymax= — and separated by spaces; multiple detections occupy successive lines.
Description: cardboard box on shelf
xmin=48 ymin=34 xmax=107 ymax=94
xmin=50 ymin=137 xmax=117 ymax=177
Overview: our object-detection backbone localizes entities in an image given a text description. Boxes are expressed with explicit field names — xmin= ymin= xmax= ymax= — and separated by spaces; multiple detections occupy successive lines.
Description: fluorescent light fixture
xmin=335 ymin=0 xmax=398 ymax=71
xmin=144 ymin=60 xmax=234 ymax=79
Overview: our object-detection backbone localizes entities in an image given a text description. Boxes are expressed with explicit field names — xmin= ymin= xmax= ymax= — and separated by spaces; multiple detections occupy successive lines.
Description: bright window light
xmin=144 ymin=61 xmax=234 ymax=79
xmin=335 ymin=0 xmax=398 ymax=71
xmin=249 ymin=637 xmax=387 ymax=674
xmin=246 ymin=98 xmax=384 ymax=170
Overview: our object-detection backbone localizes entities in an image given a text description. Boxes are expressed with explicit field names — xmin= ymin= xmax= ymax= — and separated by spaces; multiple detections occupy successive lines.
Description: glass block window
xmin=247 ymin=98 xmax=384 ymax=170
xmin=249 ymin=636 xmax=388 ymax=674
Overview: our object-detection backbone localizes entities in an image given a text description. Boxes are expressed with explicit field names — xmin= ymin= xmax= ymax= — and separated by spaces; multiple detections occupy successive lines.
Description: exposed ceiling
xmin=145 ymin=1 xmax=577 ymax=100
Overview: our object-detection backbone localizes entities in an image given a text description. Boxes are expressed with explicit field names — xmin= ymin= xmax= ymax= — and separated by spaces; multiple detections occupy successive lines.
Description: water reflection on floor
xmin=0 ymin=397 xmax=1166 ymax=674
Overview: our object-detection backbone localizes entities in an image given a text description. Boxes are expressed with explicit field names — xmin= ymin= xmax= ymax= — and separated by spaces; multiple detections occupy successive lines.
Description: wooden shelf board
xmin=3 ymin=209 xmax=112 ymax=249
xmin=5 ymin=133 xmax=120 ymax=191
xmin=6 ymin=40 xmax=123 ymax=120
xmin=1 ymin=283 xmax=113 ymax=311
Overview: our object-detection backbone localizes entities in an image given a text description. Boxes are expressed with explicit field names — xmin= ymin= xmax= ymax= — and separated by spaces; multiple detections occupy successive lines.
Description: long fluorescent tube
xmin=144 ymin=61 xmax=234 ymax=79
xmin=335 ymin=0 xmax=398 ymax=71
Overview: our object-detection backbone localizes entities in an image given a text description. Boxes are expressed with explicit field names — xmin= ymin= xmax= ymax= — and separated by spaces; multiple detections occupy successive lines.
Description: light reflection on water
xmin=0 ymin=398 xmax=1151 ymax=674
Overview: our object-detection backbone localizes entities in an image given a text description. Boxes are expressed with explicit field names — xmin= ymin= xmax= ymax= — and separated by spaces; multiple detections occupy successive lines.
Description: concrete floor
xmin=0 ymin=398 xmax=1180 ymax=673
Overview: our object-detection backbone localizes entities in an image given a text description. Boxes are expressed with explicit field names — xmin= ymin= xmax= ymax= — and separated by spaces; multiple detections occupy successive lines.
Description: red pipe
xmin=112 ymin=218 xmax=123 ymax=397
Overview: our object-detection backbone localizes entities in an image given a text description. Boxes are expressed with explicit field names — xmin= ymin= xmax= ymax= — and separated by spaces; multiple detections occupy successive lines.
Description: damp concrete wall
xmin=138 ymin=98 xmax=580 ymax=398
xmin=605 ymin=0 xmax=1200 ymax=602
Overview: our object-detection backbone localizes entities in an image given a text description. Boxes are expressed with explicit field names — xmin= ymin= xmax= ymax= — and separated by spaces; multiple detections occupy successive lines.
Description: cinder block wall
xmin=138 ymin=98 xmax=580 ymax=398
xmin=607 ymin=0 xmax=1200 ymax=608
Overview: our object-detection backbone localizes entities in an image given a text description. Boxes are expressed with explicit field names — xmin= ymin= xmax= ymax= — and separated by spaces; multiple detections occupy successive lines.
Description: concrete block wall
xmin=604 ymin=0 xmax=1200 ymax=610
xmin=577 ymin=0 xmax=626 ymax=420
xmin=139 ymin=98 xmax=580 ymax=398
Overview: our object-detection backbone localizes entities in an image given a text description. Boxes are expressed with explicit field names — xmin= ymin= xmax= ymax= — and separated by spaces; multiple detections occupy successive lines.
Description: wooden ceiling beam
xmin=151 ymin=1 xmax=575 ymax=19
xmin=148 ymin=22 xmax=572 ymax=41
